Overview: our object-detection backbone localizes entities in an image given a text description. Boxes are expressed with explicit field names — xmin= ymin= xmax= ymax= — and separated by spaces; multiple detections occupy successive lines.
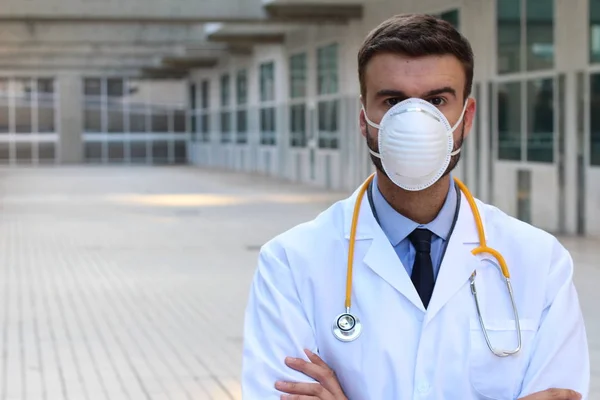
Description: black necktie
xmin=409 ymin=228 xmax=435 ymax=309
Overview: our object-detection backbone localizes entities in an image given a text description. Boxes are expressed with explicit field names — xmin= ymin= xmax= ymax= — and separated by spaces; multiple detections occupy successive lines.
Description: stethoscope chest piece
xmin=332 ymin=312 xmax=362 ymax=342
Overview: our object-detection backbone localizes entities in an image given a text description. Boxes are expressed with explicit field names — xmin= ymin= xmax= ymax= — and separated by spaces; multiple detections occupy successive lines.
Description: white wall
xmin=493 ymin=162 xmax=559 ymax=233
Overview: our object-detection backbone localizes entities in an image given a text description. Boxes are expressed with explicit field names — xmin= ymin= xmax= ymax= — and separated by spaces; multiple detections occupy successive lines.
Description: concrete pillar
xmin=556 ymin=0 xmax=588 ymax=234
xmin=57 ymin=73 xmax=83 ymax=163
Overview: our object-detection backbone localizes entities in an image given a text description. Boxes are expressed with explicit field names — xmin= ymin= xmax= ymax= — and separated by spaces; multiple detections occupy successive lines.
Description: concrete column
xmin=57 ymin=73 xmax=83 ymax=163
xmin=556 ymin=0 xmax=588 ymax=234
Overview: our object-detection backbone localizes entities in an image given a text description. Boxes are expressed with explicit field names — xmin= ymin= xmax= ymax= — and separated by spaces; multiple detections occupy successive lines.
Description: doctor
xmin=241 ymin=13 xmax=590 ymax=400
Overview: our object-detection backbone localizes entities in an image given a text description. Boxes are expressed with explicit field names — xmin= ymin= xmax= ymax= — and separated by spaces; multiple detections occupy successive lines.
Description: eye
xmin=385 ymin=98 xmax=400 ymax=107
xmin=428 ymin=97 xmax=446 ymax=107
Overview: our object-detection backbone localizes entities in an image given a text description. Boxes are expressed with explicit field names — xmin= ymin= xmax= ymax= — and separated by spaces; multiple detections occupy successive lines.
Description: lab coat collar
xmin=342 ymin=177 xmax=487 ymax=244
xmin=342 ymin=179 xmax=489 ymax=315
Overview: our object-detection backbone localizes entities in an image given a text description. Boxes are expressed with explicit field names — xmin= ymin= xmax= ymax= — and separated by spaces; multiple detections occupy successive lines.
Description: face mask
xmin=362 ymin=97 xmax=468 ymax=191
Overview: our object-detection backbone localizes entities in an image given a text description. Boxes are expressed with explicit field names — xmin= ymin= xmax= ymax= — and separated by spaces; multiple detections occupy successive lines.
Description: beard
xmin=365 ymin=122 xmax=465 ymax=180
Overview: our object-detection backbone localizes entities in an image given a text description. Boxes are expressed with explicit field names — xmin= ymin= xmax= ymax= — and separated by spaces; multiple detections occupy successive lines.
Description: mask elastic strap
xmin=448 ymin=100 xmax=470 ymax=157
xmin=361 ymin=105 xmax=381 ymax=130
xmin=362 ymin=105 xmax=383 ymax=158
xmin=450 ymin=100 xmax=469 ymax=133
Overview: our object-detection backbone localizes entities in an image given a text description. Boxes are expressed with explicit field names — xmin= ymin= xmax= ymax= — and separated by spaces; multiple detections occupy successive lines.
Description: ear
xmin=359 ymin=95 xmax=368 ymax=138
xmin=462 ymin=97 xmax=477 ymax=140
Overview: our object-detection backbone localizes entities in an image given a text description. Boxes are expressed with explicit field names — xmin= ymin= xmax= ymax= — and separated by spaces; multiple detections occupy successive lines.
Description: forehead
xmin=364 ymin=52 xmax=465 ymax=97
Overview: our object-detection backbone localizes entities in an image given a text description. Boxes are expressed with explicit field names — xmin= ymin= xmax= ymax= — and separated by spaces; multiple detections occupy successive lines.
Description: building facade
xmin=0 ymin=0 xmax=599 ymax=237
xmin=188 ymin=0 xmax=600 ymax=237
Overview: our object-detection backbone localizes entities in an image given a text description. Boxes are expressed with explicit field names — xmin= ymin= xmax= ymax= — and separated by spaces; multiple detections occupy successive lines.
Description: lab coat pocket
xmin=469 ymin=318 xmax=537 ymax=400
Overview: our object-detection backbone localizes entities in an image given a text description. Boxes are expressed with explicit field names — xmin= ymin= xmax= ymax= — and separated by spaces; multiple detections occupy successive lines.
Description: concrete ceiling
xmin=0 ymin=0 xmax=365 ymax=78
xmin=0 ymin=0 xmax=268 ymax=23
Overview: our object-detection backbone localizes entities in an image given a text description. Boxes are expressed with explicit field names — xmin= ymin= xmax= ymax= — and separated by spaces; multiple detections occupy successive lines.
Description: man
xmin=241 ymin=14 xmax=589 ymax=400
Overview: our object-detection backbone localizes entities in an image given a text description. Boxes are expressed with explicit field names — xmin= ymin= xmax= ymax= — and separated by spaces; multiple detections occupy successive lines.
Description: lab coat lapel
xmin=342 ymin=186 xmax=424 ymax=312
xmin=423 ymin=193 xmax=486 ymax=326
xmin=363 ymin=229 xmax=425 ymax=311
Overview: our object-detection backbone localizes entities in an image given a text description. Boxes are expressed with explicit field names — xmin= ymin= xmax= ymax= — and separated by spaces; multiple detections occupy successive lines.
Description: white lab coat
xmin=241 ymin=184 xmax=590 ymax=399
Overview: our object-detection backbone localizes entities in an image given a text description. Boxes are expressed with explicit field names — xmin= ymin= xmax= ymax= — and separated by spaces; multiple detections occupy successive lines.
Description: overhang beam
xmin=162 ymin=56 xmax=219 ymax=69
xmin=207 ymin=32 xmax=285 ymax=45
xmin=140 ymin=67 xmax=190 ymax=80
xmin=263 ymin=2 xmax=362 ymax=22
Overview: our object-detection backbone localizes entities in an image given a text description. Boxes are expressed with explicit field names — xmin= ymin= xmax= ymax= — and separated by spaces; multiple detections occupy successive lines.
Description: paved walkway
xmin=0 ymin=166 xmax=596 ymax=399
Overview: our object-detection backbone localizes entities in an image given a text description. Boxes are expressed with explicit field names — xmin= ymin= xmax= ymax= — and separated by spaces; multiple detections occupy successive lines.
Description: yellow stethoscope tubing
xmin=344 ymin=173 xmax=511 ymax=311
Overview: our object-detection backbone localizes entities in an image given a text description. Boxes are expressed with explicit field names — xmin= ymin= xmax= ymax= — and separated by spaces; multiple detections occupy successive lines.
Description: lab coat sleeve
xmin=241 ymin=243 xmax=318 ymax=399
xmin=517 ymin=238 xmax=590 ymax=399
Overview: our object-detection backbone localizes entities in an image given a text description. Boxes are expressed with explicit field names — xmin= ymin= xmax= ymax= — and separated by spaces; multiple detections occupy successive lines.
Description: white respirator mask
xmin=363 ymin=97 xmax=468 ymax=191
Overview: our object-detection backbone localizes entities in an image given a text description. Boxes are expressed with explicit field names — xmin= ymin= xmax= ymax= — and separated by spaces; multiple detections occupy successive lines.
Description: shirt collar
xmin=371 ymin=174 xmax=458 ymax=246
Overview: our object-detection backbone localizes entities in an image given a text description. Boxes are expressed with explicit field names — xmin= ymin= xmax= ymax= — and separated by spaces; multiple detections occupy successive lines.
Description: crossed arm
xmin=275 ymin=350 xmax=582 ymax=400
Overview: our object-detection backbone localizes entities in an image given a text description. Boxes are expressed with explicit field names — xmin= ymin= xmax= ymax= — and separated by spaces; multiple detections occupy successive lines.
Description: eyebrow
xmin=375 ymin=86 xmax=457 ymax=99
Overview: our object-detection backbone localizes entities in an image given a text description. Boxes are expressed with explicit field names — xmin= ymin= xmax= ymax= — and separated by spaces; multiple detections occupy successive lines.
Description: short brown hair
xmin=358 ymin=14 xmax=474 ymax=102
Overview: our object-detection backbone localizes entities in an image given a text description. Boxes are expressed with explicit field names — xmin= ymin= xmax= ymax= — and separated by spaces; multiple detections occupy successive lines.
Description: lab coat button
xmin=417 ymin=381 xmax=431 ymax=394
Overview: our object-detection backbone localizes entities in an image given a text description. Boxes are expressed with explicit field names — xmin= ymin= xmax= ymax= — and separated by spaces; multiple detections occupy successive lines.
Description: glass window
xmin=591 ymin=73 xmax=600 ymax=165
xmin=130 ymin=141 xmax=147 ymax=163
xmin=84 ymin=78 xmax=102 ymax=132
xmin=199 ymin=80 xmax=210 ymax=142
xmin=290 ymin=104 xmax=306 ymax=147
xmin=84 ymin=106 xmax=102 ymax=132
xmin=107 ymin=78 xmax=124 ymax=97
xmin=152 ymin=141 xmax=169 ymax=164
xmin=260 ymin=107 xmax=276 ymax=145
xmin=318 ymin=100 xmax=339 ymax=149
xmin=173 ymin=110 xmax=186 ymax=133
xmin=497 ymin=82 xmax=522 ymax=160
xmin=591 ymin=0 xmax=600 ymax=63
xmin=108 ymin=142 xmax=125 ymax=162
xmin=317 ymin=44 xmax=338 ymax=95
xmin=220 ymin=74 xmax=230 ymax=107
xmin=107 ymin=104 xmax=125 ymax=133
xmin=37 ymin=78 xmax=54 ymax=94
xmin=37 ymin=78 xmax=55 ymax=133
xmin=84 ymin=78 xmax=102 ymax=96
xmin=236 ymin=70 xmax=248 ymax=105
xmin=16 ymin=143 xmax=32 ymax=163
xmin=527 ymin=78 xmax=554 ymax=162
xmin=38 ymin=142 xmax=56 ymax=164
xmin=220 ymin=111 xmax=231 ymax=143
xmin=13 ymin=78 xmax=33 ymax=134
xmin=106 ymin=79 xmax=125 ymax=134
xmin=189 ymin=83 xmax=197 ymax=110
xmin=260 ymin=62 xmax=275 ymax=102
xmin=84 ymin=142 xmax=102 ymax=163
xmin=497 ymin=0 xmax=522 ymax=74
xmin=290 ymin=53 xmax=307 ymax=99
xmin=526 ymin=0 xmax=554 ymax=71
xmin=174 ymin=141 xmax=186 ymax=163
xmin=189 ymin=84 xmax=197 ymax=136
xmin=201 ymin=80 xmax=210 ymax=109
xmin=151 ymin=107 xmax=169 ymax=132
xmin=0 ymin=79 xmax=7 ymax=133
xmin=129 ymin=107 xmax=147 ymax=133
xmin=236 ymin=110 xmax=248 ymax=144
xmin=439 ymin=9 xmax=460 ymax=30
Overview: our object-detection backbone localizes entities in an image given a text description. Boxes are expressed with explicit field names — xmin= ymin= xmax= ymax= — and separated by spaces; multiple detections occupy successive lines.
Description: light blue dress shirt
xmin=370 ymin=174 xmax=458 ymax=281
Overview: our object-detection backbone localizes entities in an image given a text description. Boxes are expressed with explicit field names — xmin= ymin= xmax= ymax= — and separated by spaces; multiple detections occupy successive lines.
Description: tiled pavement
xmin=0 ymin=166 xmax=596 ymax=400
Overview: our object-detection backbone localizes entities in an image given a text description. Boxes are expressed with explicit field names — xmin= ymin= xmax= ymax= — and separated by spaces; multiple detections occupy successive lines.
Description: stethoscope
xmin=332 ymin=173 xmax=522 ymax=358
